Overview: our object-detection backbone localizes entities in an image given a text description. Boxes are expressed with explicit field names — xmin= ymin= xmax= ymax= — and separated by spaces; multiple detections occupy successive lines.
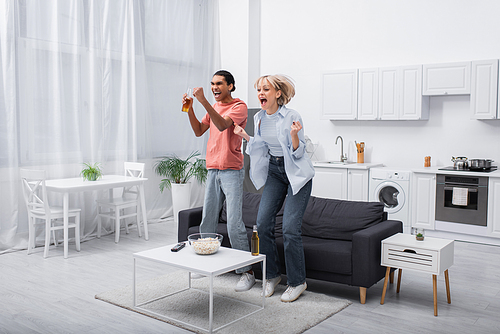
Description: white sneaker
xmin=281 ymin=282 xmax=307 ymax=302
xmin=262 ymin=276 xmax=281 ymax=297
xmin=190 ymin=273 xmax=205 ymax=279
xmin=235 ymin=272 xmax=256 ymax=292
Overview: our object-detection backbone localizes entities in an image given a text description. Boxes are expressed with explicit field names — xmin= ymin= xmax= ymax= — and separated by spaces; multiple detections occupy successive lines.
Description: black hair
xmin=213 ymin=70 xmax=236 ymax=92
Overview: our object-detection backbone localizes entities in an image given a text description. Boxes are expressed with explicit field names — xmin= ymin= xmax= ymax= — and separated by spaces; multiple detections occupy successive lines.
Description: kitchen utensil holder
xmin=357 ymin=152 xmax=364 ymax=163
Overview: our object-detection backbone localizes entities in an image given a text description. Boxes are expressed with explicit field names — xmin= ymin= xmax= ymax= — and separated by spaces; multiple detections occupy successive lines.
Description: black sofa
xmin=178 ymin=192 xmax=402 ymax=303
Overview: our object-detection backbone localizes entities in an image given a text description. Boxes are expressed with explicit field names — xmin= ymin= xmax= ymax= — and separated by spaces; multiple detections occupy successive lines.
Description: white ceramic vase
xmin=171 ymin=183 xmax=191 ymax=225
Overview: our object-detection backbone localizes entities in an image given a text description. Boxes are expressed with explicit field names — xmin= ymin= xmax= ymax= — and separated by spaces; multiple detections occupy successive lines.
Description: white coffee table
xmin=380 ymin=233 xmax=454 ymax=316
xmin=133 ymin=243 xmax=266 ymax=333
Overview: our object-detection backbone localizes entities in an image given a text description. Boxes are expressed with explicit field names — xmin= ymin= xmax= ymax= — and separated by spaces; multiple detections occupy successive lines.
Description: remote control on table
xmin=171 ymin=242 xmax=186 ymax=252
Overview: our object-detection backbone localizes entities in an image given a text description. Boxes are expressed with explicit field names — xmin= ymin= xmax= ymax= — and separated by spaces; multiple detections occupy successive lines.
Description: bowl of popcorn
xmin=188 ymin=233 xmax=223 ymax=255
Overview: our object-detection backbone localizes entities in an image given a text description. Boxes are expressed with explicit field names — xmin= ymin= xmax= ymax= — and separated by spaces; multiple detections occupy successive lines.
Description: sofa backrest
xmin=220 ymin=192 xmax=385 ymax=241
xmin=301 ymin=196 xmax=385 ymax=240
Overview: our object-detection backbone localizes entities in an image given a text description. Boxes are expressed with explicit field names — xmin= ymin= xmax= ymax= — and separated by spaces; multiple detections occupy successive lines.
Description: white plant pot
xmin=171 ymin=183 xmax=191 ymax=225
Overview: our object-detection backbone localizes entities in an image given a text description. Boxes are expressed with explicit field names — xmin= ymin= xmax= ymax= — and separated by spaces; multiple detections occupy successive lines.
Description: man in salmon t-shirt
xmin=183 ymin=70 xmax=255 ymax=292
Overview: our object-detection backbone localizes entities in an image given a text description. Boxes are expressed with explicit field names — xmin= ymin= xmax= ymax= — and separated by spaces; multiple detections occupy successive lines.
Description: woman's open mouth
xmin=260 ymin=98 xmax=267 ymax=107
xmin=213 ymin=91 xmax=221 ymax=99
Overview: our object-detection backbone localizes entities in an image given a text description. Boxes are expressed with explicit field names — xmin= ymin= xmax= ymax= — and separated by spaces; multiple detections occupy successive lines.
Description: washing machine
xmin=369 ymin=168 xmax=411 ymax=233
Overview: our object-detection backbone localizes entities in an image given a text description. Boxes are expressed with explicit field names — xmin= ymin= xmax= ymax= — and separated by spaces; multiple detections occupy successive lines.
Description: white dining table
xmin=44 ymin=175 xmax=149 ymax=258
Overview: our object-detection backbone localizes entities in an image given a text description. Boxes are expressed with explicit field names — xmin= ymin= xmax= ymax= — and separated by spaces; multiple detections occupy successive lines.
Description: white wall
xmin=220 ymin=0 xmax=500 ymax=169
xmin=218 ymin=0 xmax=261 ymax=109
xmin=218 ymin=0 xmax=248 ymax=107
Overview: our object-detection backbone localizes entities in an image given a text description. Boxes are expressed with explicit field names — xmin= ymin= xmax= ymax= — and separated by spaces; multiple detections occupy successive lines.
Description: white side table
xmin=380 ymin=233 xmax=454 ymax=316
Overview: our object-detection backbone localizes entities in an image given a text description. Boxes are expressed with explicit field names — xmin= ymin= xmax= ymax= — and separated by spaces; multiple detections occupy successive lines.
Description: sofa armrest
xmin=178 ymin=207 xmax=203 ymax=242
xmin=351 ymin=219 xmax=403 ymax=288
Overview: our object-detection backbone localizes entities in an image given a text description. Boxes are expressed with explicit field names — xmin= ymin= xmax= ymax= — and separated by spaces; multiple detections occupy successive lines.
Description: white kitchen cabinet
xmin=378 ymin=65 xmax=429 ymax=121
xmin=470 ymin=59 xmax=498 ymax=120
xmin=488 ymin=178 xmax=500 ymax=238
xmin=358 ymin=68 xmax=379 ymax=120
xmin=321 ymin=70 xmax=358 ymax=120
xmin=312 ymin=167 xmax=370 ymax=201
xmin=423 ymin=61 xmax=471 ymax=96
xmin=378 ymin=67 xmax=399 ymax=120
xmin=411 ymin=173 xmax=436 ymax=229
xmin=348 ymin=169 xmax=369 ymax=201
xmin=312 ymin=167 xmax=348 ymax=199
xmin=400 ymin=65 xmax=430 ymax=120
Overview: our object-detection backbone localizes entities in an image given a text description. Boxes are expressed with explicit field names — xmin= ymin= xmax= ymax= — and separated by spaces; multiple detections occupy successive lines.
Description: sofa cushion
xmin=301 ymin=196 xmax=384 ymax=241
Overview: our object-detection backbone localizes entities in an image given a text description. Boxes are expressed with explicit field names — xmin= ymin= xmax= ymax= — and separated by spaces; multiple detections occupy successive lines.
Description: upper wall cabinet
xmin=321 ymin=70 xmax=358 ymax=120
xmin=400 ymin=65 xmax=430 ymax=120
xmin=323 ymin=66 xmax=429 ymax=121
xmin=322 ymin=59 xmax=498 ymax=121
xmin=358 ymin=68 xmax=379 ymax=120
xmin=378 ymin=67 xmax=399 ymax=120
xmin=423 ymin=61 xmax=471 ymax=95
xmin=378 ymin=65 xmax=429 ymax=120
xmin=470 ymin=59 xmax=499 ymax=120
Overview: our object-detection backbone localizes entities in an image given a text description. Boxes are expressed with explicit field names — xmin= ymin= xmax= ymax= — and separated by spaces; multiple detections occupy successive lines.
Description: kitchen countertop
xmin=313 ymin=162 xmax=383 ymax=170
xmin=412 ymin=166 xmax=500 ymax=178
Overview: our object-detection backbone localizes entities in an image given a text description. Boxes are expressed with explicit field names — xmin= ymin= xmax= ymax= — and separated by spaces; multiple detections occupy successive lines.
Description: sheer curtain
xmin=0 ymin=0 xmax=220 ymax=253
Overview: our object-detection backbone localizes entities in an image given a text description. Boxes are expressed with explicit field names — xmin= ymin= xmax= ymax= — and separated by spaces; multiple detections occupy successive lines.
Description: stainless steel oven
xmin=435 ymin=174 xmax=488 ymax=226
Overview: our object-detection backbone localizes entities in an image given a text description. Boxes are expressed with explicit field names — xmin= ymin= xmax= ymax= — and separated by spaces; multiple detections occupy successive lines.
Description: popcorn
xmin=191 ymin=237 xmax=220 ymax=255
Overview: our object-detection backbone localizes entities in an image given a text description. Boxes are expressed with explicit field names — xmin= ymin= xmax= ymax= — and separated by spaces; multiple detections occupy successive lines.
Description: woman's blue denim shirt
xmin=246 ymin=105 xmax=315 ymax=195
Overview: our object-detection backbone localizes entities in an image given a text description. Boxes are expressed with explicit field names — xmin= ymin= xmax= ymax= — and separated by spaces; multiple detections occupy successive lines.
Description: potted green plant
xmin=415 ymin=228 xmax=425 ymax=241
xmin=154 ymin=151 xmax=208 ymax=223
xmin=80 ymin=162 xmax=103 ymax=181
xmin=154 ymin=151 xmax=208 ymax=191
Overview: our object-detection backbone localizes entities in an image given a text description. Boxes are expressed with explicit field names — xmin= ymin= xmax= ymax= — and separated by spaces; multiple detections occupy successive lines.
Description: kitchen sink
xmin=315 ymin=161 xmax=355 ymax=165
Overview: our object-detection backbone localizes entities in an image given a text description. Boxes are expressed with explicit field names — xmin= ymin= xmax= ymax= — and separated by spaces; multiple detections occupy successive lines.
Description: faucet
xmin=335 ymin=136 xmax=347 ymax=162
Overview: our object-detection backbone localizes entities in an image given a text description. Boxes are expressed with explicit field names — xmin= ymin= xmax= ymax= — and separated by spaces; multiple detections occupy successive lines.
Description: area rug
xmin=95 ymin=271 xmax=351 ymax=334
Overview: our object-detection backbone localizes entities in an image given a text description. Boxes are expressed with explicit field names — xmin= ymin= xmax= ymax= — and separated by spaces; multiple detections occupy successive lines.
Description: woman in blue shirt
xmin=234 ymin=74 xmax=314 ymax=302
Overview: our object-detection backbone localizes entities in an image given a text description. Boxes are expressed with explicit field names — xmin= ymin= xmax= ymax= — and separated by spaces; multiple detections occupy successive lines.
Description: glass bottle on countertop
xmin=251 ymin=225 xmax=259 ymax=256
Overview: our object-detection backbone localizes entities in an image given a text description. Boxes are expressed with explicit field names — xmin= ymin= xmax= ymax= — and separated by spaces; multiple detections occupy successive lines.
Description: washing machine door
xmin=373 ymin=181 xmax=405 ymax=214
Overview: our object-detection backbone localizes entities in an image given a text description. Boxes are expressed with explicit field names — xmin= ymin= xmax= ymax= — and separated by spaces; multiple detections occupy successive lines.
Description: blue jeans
xmin=257 ymin=156 xmax=312 ymax=287
xmin=200 ymin=168 xmax=251 ymax=273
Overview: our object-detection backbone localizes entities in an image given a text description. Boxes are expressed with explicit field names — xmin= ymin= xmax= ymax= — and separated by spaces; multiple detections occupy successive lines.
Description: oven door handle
xmin=444 ymin=186 xmax=478 ymax=192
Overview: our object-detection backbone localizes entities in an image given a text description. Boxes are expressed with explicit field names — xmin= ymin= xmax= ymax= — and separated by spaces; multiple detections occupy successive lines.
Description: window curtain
xmin=0 ymin=0 xmax=220 ymax=253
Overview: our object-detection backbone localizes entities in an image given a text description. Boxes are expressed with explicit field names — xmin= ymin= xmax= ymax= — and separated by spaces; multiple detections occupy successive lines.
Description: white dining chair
xmin=20 ymin=169 xmax=81 ymax=258
xmin=96 ymin=162 xmax=145 ymax=243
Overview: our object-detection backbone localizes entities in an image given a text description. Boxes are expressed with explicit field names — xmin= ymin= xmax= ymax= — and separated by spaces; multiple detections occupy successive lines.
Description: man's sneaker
xmin=262 ymin=276 xmax=281 ymax=297
xmin=235 ymin=272 xmax=256 ymax=292
xmin=281 ymin=282 xmax=307 ymax=302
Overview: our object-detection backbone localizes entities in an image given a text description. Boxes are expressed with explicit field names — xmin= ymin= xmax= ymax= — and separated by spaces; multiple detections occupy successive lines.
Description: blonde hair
xmin=254 ymin=74 xmax=295 ymax=106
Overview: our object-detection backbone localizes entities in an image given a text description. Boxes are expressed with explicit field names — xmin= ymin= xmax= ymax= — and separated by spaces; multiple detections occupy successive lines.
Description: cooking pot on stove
xmin=469 ymin=159 xmax=494 ymax=169
xmin=451 ymin=156 xmax=468 ymax=169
